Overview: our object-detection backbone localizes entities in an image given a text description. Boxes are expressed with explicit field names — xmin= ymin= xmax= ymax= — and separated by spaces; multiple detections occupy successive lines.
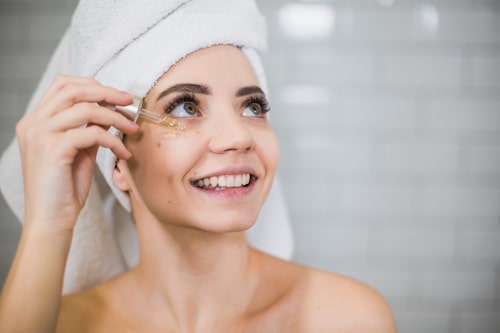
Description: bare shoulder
xmin=298 ymin=268 xmax=397 ymax=333
xmin=251 ymin=251 xmax=397 ymax=332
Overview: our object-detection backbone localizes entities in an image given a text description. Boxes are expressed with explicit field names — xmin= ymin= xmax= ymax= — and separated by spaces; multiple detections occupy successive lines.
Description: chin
xmin=192 ymin=211 xmax=259 ymax=234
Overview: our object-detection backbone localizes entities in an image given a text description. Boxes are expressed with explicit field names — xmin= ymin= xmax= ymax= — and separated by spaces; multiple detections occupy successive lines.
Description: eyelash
xmin=162 ymin=93 xmax=271 ymax=116
xmin=163 ymin=93 xmax=200 ymax=115
xmin=245 ymin=94 xmax=271 ymax=115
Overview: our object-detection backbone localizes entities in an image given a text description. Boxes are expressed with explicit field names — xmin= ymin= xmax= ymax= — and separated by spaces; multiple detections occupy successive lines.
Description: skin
xmin=0 ymin=45 xmax=397 ymax=333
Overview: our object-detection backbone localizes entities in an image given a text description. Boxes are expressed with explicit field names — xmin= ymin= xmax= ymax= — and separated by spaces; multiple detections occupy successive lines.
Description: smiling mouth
xmin=191 ymin=173 xmax=256 ymax=191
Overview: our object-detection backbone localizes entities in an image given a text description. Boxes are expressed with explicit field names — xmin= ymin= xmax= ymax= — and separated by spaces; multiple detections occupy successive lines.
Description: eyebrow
xmin=156 ymin=83 xmax=265 ymax=102
xmin=236 ymin=85 xmax=265 ymax=97
xmin=156 ymin=83 xmax=211 ymax=101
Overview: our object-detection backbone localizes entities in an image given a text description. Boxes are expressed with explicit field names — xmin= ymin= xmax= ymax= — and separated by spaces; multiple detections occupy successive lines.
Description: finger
xmin=38 ymin=75 xmax=100 ymax=106
xmin=36 ymin=80 xmax=132 ymax=118
xmin=48 ymin=103 xmax=139 ymax=135
xmin=17 ymin=77 xmax=99 ymax=139
xmin=65 ymin=126 xmax=132 ymax=160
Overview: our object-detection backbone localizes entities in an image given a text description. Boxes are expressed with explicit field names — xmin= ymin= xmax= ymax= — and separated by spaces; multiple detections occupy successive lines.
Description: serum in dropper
xmin=103 ymin=96 xmax=185 ymax=130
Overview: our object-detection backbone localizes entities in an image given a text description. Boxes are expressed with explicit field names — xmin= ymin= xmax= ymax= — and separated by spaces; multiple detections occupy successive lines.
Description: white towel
xmin=0 ymin=0 xmax=293 ymax=293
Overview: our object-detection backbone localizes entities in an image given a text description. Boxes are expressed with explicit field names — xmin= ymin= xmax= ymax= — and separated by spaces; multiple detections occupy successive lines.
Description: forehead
xmin=148 ymin=45 xmax=260 ymax=99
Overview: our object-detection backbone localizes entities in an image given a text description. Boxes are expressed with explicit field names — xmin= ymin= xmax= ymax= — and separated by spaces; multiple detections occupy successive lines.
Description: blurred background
xmin=0 ymin=0 xmax=499 ymax=332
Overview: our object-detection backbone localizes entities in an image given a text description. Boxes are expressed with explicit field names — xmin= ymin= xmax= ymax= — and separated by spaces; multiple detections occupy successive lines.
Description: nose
xmin=207 ymin=108 xmax=255 ymax=154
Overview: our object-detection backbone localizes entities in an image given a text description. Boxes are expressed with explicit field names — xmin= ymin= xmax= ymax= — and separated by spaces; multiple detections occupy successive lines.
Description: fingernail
xmin=120 ymin=90 xmax=132 ymax=98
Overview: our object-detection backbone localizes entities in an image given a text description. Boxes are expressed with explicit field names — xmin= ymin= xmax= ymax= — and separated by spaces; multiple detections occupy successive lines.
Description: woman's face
xmin=115 ymin=45 xmax=279 ymax=232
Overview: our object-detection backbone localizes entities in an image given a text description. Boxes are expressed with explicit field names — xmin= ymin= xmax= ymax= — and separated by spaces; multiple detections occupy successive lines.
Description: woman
xmin=0 ymin=1 xmax=396 ymax=332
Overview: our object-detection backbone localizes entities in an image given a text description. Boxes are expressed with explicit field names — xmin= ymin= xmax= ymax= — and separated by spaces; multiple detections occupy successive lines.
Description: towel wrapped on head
xmin=0 ymin=0 xmax=293 ymax=293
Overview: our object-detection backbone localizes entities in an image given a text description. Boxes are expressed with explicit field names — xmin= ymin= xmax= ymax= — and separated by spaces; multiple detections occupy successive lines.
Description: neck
xmin=129 ymin=215 xmax=258 ymax=328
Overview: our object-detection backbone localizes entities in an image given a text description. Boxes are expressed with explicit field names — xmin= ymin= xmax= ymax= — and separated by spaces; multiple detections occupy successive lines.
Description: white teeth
xmin=226 ymin=175 xmax=234 ymax=187
xmin=195 ymin=173 xmax=252 ymax=189
xmin=210 ymin=176 xmax=218 ymax=187
xmin=235 ymin=175 xmax=242 ymax=187
xmin=218 ymin=175 xmax=226 ymax=187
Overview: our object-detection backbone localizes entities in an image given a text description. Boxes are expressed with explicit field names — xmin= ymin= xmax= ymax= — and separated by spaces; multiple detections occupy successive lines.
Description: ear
xmin=113 ymin=159 xmax=131 ymax=191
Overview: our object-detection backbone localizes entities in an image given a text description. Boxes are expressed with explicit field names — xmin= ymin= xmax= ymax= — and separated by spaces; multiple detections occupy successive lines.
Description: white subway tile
xmin=0 ymin=133 xmax=16 ymax=152
xmin=338 ymin=185 xmax=414 ymax=215
xmin=462 ymin=145 xmax=500 ymax=175
xmin=295 ymin=54 xmax=374 ymax=85
xmin=287 ymin=140 xmax=374 ymax=173
xmin=281 ymin=183 xmax=333 ymax=214
xmin=378 ymin=229 xmax=455 ymax=257
xmin=274 ymin=101 xmax=340 ymax=129
xmin=420 ymin=271 xmax=497 ymax=300
xmin=339 ymin=11 xmax=415 ymax=42
xmin=426 ymin=100 xmax=500 ymax=131
xmin=394 ymin=312 xmax=449 ymax=333
xmin=0 ymin=15 xmax=26 ymax=40
xmin=359 ymin=270 xmax=410 ymax=299
xmin=293 ymin=225 xmax=370 ymax=256
xmin=439 ymin=11 xmax=500 ymax=44
xmin=458 ymin=312 xmax=500 ymax=333
xmin=381 ymin=141 xmax=460 ymax=174
xmin=464 ymin=230 xmax=500 ymax=258
xmin=376 ymin=55 xmax=461 ymax=86
xmin=262 ymin=54 xmax=291 ymax=84
xmin=472 ymin=57 xmax=500 ymax=87
xmin=26 ymin=14 xmax=70 ymax=40
xmin=0 ymin=116 xmax=19 ymax=135
xmin=340 ymin=98 xmax=417 ymax=130
xmin=419 ymin=187 xmax=499 ymax=217
xmin=0 ymin=94 xmax=21 ymax=117
xmin=0 ymin=55 xmax=50 ymax=80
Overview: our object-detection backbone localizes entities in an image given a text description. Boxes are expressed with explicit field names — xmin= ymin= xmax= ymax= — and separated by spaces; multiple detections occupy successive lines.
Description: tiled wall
xmin=0 ymin=1 xmax=499 ymax=332
xmin=260 ymin=1 xmax=500 ymax=332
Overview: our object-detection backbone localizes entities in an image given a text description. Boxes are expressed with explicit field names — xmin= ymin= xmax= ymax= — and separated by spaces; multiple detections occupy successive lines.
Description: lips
xmin=191 ymin=172 xmax=256 ymax=191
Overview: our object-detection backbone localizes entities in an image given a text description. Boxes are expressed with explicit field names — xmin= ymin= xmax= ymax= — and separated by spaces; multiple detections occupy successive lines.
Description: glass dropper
xmin=103 ymin=96 xmax=184 ymax=130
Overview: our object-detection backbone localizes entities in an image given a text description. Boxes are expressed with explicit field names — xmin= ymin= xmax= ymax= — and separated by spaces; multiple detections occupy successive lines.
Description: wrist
xmin=23 ymin=214 xmax=75 ymax=236
xmin=21 ymin=221 xmax=74 ymax=250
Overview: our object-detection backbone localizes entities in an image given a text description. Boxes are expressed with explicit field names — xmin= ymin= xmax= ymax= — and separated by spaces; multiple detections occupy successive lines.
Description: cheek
xmin=126 ymin=131 xmax=203 ymax=212
xmin=130 ymin=130 xmax=202 ymax=183
xmin=257 ymin=129 xmax=280 ymax=171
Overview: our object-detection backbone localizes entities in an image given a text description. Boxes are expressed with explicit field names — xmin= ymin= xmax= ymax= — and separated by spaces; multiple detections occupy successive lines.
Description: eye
xmin=169 ymin=101 xmax=200 ymax=117
xmin=242 ymin=96 xmax=270 ymax=118
xmin=164 ymin=94 xmax=201 ymax=118
xmin=243 ymin=102 xmax=264 ymax=117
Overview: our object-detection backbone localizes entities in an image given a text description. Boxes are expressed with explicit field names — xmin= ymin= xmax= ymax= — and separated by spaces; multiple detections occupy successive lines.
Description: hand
xmin=16 ymin=75 xmax=139 ymax=233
